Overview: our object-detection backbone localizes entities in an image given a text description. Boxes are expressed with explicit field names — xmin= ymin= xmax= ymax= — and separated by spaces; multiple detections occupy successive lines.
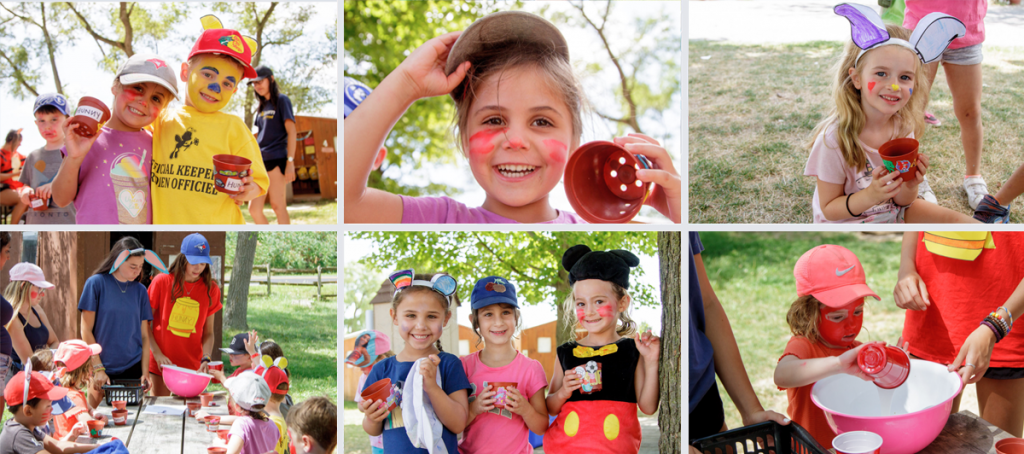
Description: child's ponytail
xmin=787 ymin=294 xmax=824 ymax=344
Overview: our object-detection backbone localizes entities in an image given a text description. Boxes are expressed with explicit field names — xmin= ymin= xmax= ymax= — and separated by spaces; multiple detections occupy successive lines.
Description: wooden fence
xmin=225 ymin=265 xmax=337 ymax=301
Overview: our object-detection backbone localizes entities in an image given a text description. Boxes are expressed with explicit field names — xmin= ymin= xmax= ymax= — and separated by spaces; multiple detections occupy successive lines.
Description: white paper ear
xmin=908 ymin=12 xmax=966 ymax=64
xmin=834 ymin=3 xmax=889 ymax=50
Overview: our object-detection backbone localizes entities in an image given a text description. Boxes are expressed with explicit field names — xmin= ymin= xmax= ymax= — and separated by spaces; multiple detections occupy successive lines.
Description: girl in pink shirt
xmin=460 ymin=277 xmax=547 ymax=454
xmin=804 ymin=4 xmax=977 ymax=224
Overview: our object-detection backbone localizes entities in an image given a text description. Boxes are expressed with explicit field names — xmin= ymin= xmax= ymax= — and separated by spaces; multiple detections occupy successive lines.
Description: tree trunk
xmin=224 ymin=232 xmax=258 ymax=331
xmin=36 ymin=232 xmax=78 ymax=341
xmin=554 ymin=268 xmax=571 ymax=346
xmin=657 ymin=231 xmax=681 ymax=454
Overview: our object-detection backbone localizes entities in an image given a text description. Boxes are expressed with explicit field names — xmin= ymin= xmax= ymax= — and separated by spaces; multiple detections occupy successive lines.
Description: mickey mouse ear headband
xmin=389 ymin=269 xmax=458 ymax=303
xmin=110 ymin=248 xmax=169 ymax=275
xmin=834 ymin=3 xmax=965 ymax=65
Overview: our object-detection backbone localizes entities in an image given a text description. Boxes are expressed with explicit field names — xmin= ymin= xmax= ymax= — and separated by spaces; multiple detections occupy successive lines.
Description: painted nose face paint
xmin=890 ymin=84 xmax=899 ymax=91
xmin=207 ymin=83 xmax=221 ymax=94
xmin=818 ymin=303 xmax=863 ymax=348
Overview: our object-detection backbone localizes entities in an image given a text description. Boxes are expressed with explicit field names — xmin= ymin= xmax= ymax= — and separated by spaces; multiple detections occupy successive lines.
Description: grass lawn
xmin=697 ymin=232 xmax=906 ymax=430
xmin=689 ymin=40 xmax=1024 ymax=223
xmin=241 ymin=198 xmax=338 ymax=225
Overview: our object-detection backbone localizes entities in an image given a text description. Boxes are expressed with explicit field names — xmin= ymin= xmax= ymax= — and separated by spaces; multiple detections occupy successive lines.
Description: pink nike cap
xmin=794 ymin=244 xmax=879 ymax=308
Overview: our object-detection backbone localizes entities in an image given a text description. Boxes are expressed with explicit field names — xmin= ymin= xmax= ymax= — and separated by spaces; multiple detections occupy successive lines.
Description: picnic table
xmin=82 ymin=393 xmax=231 ymax=453
xmin=827 ymin=410 xmax=1016 ymax=454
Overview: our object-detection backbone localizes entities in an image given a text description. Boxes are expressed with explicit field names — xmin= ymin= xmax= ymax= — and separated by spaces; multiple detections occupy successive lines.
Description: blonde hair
xmin=57 ymin=359 xmax=93 ymax=390
xmin=561 ymin=282 xmax=637 ymax=339
xmin=391 ymin=278 xmax=451 ymax=352
xmin=469 ymin=303 xmax=523 ymax=349
xmin=453 ymin=48 xmax=587 ymax=156
xmin=787 ymin=295 xmax=824 ymax=344
xmin=3 ymin=281 xmax=34 ymax=330
xmin=806 ymin=24 xmax=928 ymax=172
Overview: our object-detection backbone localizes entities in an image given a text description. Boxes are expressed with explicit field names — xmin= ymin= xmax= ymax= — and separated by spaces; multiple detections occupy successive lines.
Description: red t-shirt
xmin=0 ymin=148 xmax=25 ymax=190
xmin=148 ymin=273 xmax=223 ymax=375
xmin=903 ymin=232 xmax=1024 ymax=368
xmin=779 ymin=336 xmax=862 ymax=449
xmin=54 ymin=388 xmax=89 ymax=439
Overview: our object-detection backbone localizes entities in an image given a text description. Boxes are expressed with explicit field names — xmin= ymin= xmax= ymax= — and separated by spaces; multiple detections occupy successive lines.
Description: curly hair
xmin=787 ymin=295 xmax=824 ymax=344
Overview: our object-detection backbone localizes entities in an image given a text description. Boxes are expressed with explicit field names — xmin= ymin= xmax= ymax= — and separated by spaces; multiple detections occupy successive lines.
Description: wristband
xmin=287 ymin=157 xmax=294 ymax=162
xmin=846 ymin=194 xmax=862 ymax=217
xmin=201 ymin=356 xmax=211 ymax=363
xmin=94 ymin=367 xmax=106 ymax=373
xmin=999 ymin=306 xmax=1014 ymax=329
xmin=250 ymin=353 xmax=261 ymax=360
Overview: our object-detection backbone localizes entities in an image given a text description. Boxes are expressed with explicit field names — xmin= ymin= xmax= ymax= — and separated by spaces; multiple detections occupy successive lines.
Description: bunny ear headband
xmin=389 ymin=269 xmax=458 ymax=303
xmin=260 ymin=355 xmax=288 ymax=374
xmin=110 ymin=248 xmax=169 ymax=275
xmin=834 ymin=3 xmax=965 ymax=65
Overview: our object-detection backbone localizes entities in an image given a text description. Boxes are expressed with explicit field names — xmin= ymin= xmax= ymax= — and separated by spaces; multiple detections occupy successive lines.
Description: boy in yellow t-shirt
xmin=150 ymin=15 xmax=269 ymax=224
xmin=255 ymin=358 xmax=291 ymax=454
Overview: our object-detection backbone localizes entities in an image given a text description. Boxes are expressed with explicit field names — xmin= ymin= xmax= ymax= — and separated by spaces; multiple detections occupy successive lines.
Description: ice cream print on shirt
xmin=110 ymin=152 xmax=148 ymax=223
xmin=383 ymin=380 xmax=405 ymax=430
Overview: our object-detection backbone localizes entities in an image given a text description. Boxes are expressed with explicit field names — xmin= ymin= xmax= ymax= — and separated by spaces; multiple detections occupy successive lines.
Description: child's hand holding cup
xmin=560 ymin=368 xmax=582 ymax=399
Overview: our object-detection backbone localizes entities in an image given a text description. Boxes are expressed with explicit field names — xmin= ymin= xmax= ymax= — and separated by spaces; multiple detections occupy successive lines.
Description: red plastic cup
xmin=360 ymin=378 xmax=397 ymax=411
xmin=112 ymin=400 xmax=127 ymax=411
xmin=200 ymin=393 xmax=214 ymax=407
xmin=208 ymin=361 xmax=223 ymax=384
xmin=68 ymin=96 xmax=111 ymax=139
xmin=205 ymin=415 xmax=221 ymax=432
xmin=858 ymin=344 xmax=911 ymax=389
xmin=833 ymin=431 xmax=883 ymax=454
xmin=878 ymin=138 xmax=919 ymax=176
xmin=87 ymin=420 xmax=105 ymax=438
xmin=489 ymin=382 xmax=518 ymax=409
xmin=187 ymin=402 xmax=202 ymax=417
xmin=564 ymin=141 xmax=655 ymax=223
xmin=212 ymin=155 xmax=252 ymax=194
xmin=112 ymin=409 xmax=128 ymax=426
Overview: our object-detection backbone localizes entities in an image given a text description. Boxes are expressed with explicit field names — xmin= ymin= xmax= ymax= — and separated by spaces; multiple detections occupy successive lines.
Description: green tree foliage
xmin=227 ymin=232 xmax=338 ymax=269
xmin=350 ymin=231 xmax=657 ymax=344
xmin=0 ymin=2 xmax=78 ymax=97
xmin=344 ymin=0 xmax=501 ymax=197
xmin=63 ymin=2 xmax=190 ymax=73
xmin=343 ymin=261 xmax=384 ymax=333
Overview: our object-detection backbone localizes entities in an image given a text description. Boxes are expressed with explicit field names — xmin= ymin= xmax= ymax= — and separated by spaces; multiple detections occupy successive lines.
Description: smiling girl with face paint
xmin=804 ymin=5 xmax=977 ymax=224
xmin=344 ymin=11 xmax=682 ymax=224
xmin=773 ymin=244 xmax=889 ymax=448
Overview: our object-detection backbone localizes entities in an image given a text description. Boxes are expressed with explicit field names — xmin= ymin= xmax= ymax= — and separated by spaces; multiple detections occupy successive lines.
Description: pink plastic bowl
xmin=812 ymin=359 xmax=962 ymax=454
xmin=161 ymin=365 xmax=213 ymax=397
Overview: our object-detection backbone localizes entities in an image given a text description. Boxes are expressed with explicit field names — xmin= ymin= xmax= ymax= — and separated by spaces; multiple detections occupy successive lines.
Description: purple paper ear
xmin=144 ymin=250 xmax=168 ymax=274
xmin=835 ymin=3 xmax=890 ymax=50
xmin=109 ymin=250 xmax=131 ymax=274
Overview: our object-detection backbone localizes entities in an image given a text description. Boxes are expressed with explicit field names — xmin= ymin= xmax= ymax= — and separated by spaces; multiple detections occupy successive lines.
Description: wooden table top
xmin=100 ymin=393 xmax=231 ymax=454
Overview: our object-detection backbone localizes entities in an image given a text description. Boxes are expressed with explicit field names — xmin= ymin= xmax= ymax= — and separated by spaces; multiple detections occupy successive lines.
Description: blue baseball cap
xmin=33 ymin=93 xmax=70 ymax=116
xmin=471 ymin=276 xmax=519 ymax=310
xmin=180 ymin=233 xmax=212 ymax=265
xmin=344 ymin=77 xmax=372 ymax=119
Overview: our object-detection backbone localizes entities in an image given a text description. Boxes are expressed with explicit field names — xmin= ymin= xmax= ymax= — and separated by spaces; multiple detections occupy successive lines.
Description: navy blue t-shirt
xmin=365 ymin=352 xmax=471 ymax=454
xmin=77 ymin=273 xmax=153 ymax=374
xmin=689 ymin=232 xmax=717 ymax=413
xmin=255 ymin=94 xmax=296 ymax=161
xmin=1 ymin=296 xmax=12 ymax=356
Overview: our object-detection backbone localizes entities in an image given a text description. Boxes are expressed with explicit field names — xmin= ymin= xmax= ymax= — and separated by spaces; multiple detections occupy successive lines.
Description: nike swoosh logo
xmin=836 ymin=266 xmax=855 ymax=276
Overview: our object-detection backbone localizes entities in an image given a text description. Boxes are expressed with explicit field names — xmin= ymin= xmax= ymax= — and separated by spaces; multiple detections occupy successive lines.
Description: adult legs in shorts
xmin=976 ymin=375 xmax=1024 ymax=437
xmin=689 ymin=382 xmax=727 ymax=445
xmin=249 ymin=160 xmax=291 ymax=225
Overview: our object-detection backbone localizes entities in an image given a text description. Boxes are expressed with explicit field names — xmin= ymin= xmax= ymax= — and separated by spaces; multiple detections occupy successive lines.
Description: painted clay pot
xmin=212 ymin=155 xmax=251 ymax=194
xmin=207 ymin=448 xmax=227 ymax=454
xmin=833 ymin=431 xmax=883 ymax=454
xmin=112 ymin=409 xmax=128 ymax=426
xmin=217 ymin=429 xmax=230 ymax=442
xmin=488 ymin=382 xmax=518 ymax=409
xmin=564 ymin=141 xmax=654 ymax=223
xmin=87 ymin=420 xmax=104 ymax=438
xmin=187 ymin=402 xmax=202 ymax=417
xmin=205 ymin=415 xmax=220 ymax=432
xmin=112 ymin=400 xmax=127 ymax=411
xmin=360 ymin=378 xmax=397 ymax=411
xmin=28 ymin=194 xmax=46 ymax=211
xmin=878 ymin=138 xmax=919 ymax=176
xmin=858 ymin=344 xmax=910 ymax=389
xmin=68 ymin=97 xmax=111 ymax=139
xmin=200 ymin=392 xmax=214 ymax=407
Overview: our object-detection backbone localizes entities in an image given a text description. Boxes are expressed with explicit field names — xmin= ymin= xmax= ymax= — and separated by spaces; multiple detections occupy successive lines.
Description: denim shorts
xmin=940 ymin=43 xmax=983 ymax=66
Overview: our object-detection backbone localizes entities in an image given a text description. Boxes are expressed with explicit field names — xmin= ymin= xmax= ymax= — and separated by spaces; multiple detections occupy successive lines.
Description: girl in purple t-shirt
xmin=460 ymin=277 xmax=547 ymax=454
xmin=803 ymin=5 xmax=977 ymax=224
xmin=344 ymin=11 xmax=681 ymax=224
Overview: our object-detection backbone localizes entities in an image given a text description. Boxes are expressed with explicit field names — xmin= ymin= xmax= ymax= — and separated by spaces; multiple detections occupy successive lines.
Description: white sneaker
xmin=917 ymin=176 xmax=938 ymax=204
xmin=963 ymin=176 xmax=989 ymax=210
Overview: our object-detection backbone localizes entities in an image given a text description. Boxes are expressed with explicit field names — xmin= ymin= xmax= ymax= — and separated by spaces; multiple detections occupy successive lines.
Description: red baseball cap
xmin=187 ymin=28 xmax=258 ymax=79
xmin=4 ymin=371 xmax=69 ymax=407
xmin=794 ymin=245 xmax=879 ymax=308
xmin=254 ymin=365 xmax=289 ymax=395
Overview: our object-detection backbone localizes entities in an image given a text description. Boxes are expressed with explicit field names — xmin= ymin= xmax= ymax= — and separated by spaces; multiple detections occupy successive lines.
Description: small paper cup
xmin=833 ymin=431 xmax=883 ymax=454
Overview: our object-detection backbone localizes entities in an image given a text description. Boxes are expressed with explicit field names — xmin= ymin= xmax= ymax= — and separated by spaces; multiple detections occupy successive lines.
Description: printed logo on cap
xmin=147 ymin=58 xmax=167 ymax=70
xmin=345 ymin=84 xmax=369 ymax=106
xmin=195 ymin=243 xmax=207 ymax=252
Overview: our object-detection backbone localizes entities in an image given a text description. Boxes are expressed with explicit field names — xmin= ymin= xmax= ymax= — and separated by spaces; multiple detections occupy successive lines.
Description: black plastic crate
xmin=101 ymin=379 xmax=145 ymax=406
xmin=693 ymin=421 xmax=828 ymax=454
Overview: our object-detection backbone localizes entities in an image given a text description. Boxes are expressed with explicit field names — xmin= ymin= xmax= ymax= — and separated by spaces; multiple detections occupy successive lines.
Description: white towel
xmin=402 ymin=357 xmax=447 ymax=454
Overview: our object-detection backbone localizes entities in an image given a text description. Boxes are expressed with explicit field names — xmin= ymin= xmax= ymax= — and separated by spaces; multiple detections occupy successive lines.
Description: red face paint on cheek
xmin=597 ymin=305 xmax=614 ymax=318
xmin=30 ymin=291 xmax=38 ymax=299
xmin=469 ymin=129 xmax=506 ymax=156
xmin=576 ymin=308 xmax=586 ymax=320
xmin=867 ymin=81 xmax=876 ymax=92
xmin=543 ymin=139 xmax=568 ymax=164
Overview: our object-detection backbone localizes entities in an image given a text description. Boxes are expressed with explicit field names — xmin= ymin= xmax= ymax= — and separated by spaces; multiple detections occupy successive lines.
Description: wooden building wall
xmin=520 ymin=320 xmax=558 ymax=383
xmin=294 ymin=116 xmax=337 ymax=200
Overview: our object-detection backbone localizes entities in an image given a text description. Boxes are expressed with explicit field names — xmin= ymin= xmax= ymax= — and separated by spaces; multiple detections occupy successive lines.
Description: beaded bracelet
xmin=990 ymin=311 xmax=1010 ymax=334
xmin=982 ymin=317 xmax=1005 ymax=342
xmin=998 ymin=306 xmax=1014 ymax=330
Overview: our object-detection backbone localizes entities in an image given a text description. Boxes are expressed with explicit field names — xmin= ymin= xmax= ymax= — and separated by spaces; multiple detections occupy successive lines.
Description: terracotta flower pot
xmin=564 ymin=141 xmax=654 ymax=223
xmin=87 ymin=420 xmax=104 ymax=438
xmin=112 ymin=400 xmax=127 ymax=411
xmin=360 ymin=378 xmax=397 ymax=411
xmin=878 ymin=138 xmax=919 ymax=176
xmin=68 ymin=97 xmax=111 ymax=139
xmin=200 ymin=393 xmax=214 ymax=407
xmin=112 ymin=409 xmax=128 ymax=426
xmin=187 ymin=402 xmax=202 ymax=417
xmin=28 ymin=194 xmax=47 ymax=211
xmin=207 ymin=448 xmax=227 ymax=454
xmin=488 ymin=382 xmax=518 ymax=409
xmin=205 ymin=415 xmax=221 ymax=432
xmin=212 ymin=155 xmax=252 ymax=194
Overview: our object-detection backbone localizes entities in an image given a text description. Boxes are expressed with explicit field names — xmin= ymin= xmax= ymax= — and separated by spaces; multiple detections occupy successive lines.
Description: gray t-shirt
xmin=18 ymin=146 xmax=76 ymax=224
xmin=0 ymin=418 xmax=46 ymax=454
